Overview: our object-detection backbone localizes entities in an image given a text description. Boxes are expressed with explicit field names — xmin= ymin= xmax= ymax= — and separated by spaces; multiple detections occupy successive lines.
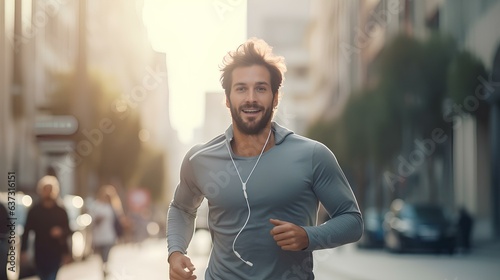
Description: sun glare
xmin=142 ymin=0 xmax=247 ymax=143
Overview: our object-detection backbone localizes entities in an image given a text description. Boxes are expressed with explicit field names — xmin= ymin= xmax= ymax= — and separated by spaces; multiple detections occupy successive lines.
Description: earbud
xmin=234 ymin=250 xmax=253 ymax=266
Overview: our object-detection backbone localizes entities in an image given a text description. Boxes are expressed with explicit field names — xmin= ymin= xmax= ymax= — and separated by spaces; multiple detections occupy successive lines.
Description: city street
xmin=313 ymin=242 xmax=500 ymax=280
xmin=21 ymin=230 xmax=500 ymax=280
xmin=4 ymin=1 xmax=500 ymax=279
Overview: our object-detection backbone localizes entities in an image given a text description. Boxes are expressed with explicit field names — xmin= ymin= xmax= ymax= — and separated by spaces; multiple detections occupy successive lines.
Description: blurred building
xmin=308 ymin=0 xmax=407 ymax=215
xmin=310 ymin=0 xmax=371 ymax=121
xmin=1 ymin=0 xmax=54 ymax=191
xmin=0 ymin=1 xmax=15 ymax=188
xmin=440 ymin=0 xmax=500 ymax=239
xmin=308 ymin=0 xmax=500 ymax=240
xmin=0 ymin=0 xmax=174 ymax=204
xmin=247 ymin=0 xmax=313 ymax=134
xmin=197 ymin=91 xmax=231 ymax=142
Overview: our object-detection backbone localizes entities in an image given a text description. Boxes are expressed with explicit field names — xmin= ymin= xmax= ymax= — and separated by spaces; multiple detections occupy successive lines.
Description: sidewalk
xmin=314 ymin=241 xmax=500 ymax=280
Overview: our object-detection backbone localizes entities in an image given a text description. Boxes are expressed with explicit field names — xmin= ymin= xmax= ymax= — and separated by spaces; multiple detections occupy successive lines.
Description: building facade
xmin=1 ymin=0 xmax=174 ymax=204
xmin=440 ymin=0 xmax=500 ymax=238
xmin=307 ymin=0 xmax=500 ymax=239
xmin=247 ymin=0 xmax=313 ymax=134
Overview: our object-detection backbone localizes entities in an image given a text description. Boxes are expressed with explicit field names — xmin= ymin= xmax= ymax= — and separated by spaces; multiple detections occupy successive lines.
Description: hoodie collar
xmin=224 ymin=121 xmax=294 ymax=145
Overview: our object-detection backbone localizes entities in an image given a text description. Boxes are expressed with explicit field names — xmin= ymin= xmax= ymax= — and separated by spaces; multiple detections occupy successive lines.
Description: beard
xmin=229 ymin=99 xmax=274 ymax=135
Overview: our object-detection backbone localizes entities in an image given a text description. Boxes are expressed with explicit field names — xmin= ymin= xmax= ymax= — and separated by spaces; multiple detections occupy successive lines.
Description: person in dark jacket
xmin=457 ymin=206 xmax=474 ymax=254
xmin=21 ymin=176 xmax=71 ymax=280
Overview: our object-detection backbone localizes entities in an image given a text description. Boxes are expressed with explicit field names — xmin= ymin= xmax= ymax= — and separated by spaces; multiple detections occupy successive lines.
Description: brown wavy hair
xmin=220 ymin=38 xmax=287 ymax=97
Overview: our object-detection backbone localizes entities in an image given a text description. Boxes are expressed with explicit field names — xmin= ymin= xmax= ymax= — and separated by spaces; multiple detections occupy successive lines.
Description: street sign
xmin=34 ymin=115 xmax=78 ymax=136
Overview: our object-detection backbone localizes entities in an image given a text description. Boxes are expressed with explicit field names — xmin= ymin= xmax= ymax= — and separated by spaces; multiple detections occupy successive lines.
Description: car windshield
xmin=408 ymin=206 xmax=446 ymax=222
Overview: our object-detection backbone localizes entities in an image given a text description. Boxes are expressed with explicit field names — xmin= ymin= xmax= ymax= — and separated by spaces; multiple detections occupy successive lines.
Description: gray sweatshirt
xmin=167 ymin=122 xmax=363 ymax=279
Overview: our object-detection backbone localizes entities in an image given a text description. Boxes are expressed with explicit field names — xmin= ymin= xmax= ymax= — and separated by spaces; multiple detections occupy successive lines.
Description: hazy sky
xmin=142 ymin=0 xmax=247 ymax=143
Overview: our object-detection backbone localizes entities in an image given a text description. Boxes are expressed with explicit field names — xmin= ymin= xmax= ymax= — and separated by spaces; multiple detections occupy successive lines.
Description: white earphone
xmin=225 ymin=128 xmax=272 ymax=267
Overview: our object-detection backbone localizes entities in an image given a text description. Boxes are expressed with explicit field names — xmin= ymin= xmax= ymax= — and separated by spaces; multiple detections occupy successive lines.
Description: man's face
xmin=226 ymin=65 xmax=278 ymax=135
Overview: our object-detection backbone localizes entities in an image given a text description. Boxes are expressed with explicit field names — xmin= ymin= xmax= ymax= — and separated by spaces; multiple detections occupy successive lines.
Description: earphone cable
xmin=226 ymin=127 xmax=272 ymax=267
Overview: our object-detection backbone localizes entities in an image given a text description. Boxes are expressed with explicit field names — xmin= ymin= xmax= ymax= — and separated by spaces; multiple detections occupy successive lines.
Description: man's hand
xmin=270 ymin=219 xmax=309 ymax=251
xmin=62 ymin=254 xmax=73 ymax=265
xmin=20 ymin=252 xmax=29 ymax=265
xmin=50 ymin=226 xmax=63 ymax=238
xmin=168 ymin=251 xmax=197 ymax=280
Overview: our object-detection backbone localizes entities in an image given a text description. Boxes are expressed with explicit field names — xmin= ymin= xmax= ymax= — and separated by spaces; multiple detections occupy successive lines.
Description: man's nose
xmin=246 ymin=89 xmax=257 ymax=102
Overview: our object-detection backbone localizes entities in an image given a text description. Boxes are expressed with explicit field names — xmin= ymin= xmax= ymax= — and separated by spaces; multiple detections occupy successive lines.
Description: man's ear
xmin=225 ymin=96 xmax=230 ymax=108
xmin=272 ymin=93 xmax=279 ymax=109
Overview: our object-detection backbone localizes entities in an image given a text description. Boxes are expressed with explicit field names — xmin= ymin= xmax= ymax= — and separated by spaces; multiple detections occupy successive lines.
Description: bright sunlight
xmin=142 ymin=0 xmax=247 ymax=143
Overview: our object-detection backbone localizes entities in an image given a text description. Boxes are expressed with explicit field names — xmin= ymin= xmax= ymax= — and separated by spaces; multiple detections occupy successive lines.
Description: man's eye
xmin=257 ymin=87 xmax=266 ymax=92
xmin=236 ymin=87 xmax=245 ymax=92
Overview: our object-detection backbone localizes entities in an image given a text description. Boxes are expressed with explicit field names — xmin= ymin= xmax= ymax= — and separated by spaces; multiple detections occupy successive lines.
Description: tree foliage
xmin=446 ymin=50 xmax=489 ymax=120
xmin=47 ymin=70 xmax=165 ymax=199
xmin=308 ymin=32 xmax=487 ymax=205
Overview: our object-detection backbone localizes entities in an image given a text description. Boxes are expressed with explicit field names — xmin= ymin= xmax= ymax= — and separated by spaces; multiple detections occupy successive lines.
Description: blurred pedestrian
xmin=21 ymin=175 xmax=71 ymax=280
xmin=167 ymin=38 xmax=363 ymax=280
xmin=0 ymin=203 xmax=9 ymax=280
xmin=89 ymin=185 xmax=124 ymax=276
xmin=457 ymin=206 xmax=474 ymax=254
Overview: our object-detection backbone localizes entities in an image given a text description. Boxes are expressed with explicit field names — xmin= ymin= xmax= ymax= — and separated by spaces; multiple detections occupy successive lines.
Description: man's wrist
xmin=168 ymin=251 xmax=184 ymax=263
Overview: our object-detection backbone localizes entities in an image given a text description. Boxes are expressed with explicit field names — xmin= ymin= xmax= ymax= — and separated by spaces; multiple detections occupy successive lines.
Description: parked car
xmin=383 ymin=199 xmax=456 ymax=254
xmin=357 ymin=208 xmax=385 ymax=248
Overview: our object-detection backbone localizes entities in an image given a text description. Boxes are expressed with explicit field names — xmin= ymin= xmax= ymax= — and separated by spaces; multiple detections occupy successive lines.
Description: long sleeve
xmin=167 ymin=150 xmax=205 ymax=258
xmin=303 ymin=143 xmax=363 ymax=250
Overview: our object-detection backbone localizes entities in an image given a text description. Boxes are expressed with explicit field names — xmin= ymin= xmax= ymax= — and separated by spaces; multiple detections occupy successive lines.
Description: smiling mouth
xmin=241 ymin=108 xmax=262 ymax=114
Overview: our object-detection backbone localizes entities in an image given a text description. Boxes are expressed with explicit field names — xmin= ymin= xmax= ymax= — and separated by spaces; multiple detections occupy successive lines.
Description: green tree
xmin=47 ymin=70 xmax=165 ymax=198
xmin=308 ymin=32 xmax=463 ymax=207
xmin=447 ymin=50 xmax=489 ymax=120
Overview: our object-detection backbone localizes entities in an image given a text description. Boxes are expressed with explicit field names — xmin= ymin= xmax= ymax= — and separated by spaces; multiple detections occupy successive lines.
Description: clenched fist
xmin=269 ymin=219 xmax=309 ymax=251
